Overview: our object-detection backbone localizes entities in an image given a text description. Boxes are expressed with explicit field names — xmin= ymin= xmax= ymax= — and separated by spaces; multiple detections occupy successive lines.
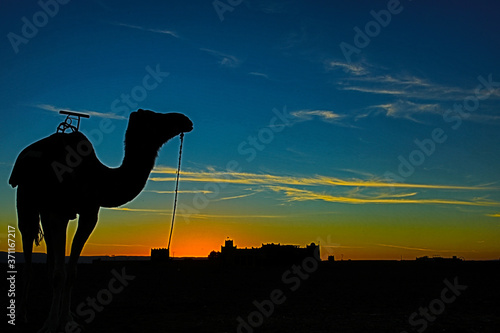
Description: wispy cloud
xmin=186 ymin=213 xmax=283 ymax=219
xmin=107 ymin=206 xmax=284 ymax=219
xmin=374 ymin=243 xmax=434 ymax=252
xmin=280 ymin=27 xmax=307 ymax=50
xmin=200 ymin=48 xmax=241 ymax=67
xmin=486 ymin=213 xmax=500 ymax=217
xmin=374 ymin=243 xmax=464 ymax=253
xmin=149 ymin=167 xmax=499 ymax=209
xmin=112 ymin=22 xmax=179 ymax=38
xmin=150 ymin=166 xmax=494 ymax=191
xmin=36 ymin=104 xmax=126 ymax=120
xmin=107 ymin=207 xmax=171 ymax=213
xmin=341 ymin=86 xmax=407 ymax=95
xmin=325 ymin=61 xmax=368 ymax=76
xmin=256 ymin=2 xmax=287 ymax=14
xmin=214 ymin=192 xmax=257 ymax=201
xmin=331 ymin=70 xmax=500 ymax=124
xmin=145 ymin=190 xmax=214 ymax=195
xmin=367 ymin=100 xmax=441 ymax=122
xmin=59 ymin=165 xmax=500 ymax=215
xmin=464 ymin=113 xmax=500 ymax=124
xmin=267 ymin=185 xmax=500 ymax=207
xmin=291 ymin=110 xmax=344 ymax=123
xmin=338 ymin=73 xmax=479 ymax=101
xmin=348 ymin=74 xmax=432 ymax=87
xmin=248 ymin=72 xmax=270 ymax=79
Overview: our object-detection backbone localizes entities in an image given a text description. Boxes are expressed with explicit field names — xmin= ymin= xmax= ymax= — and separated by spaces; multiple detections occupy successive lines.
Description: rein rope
xmin=167 ymin=132 xmax=184 ymax=252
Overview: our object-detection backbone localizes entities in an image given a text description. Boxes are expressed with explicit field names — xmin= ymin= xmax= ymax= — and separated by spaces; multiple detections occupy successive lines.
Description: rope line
xmin=167 ymin=132 xmax=184 ymax=252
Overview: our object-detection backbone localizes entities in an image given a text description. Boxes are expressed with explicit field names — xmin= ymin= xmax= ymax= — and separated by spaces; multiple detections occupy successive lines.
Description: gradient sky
xmin=1 ymin=0 xmax=499 ymax=260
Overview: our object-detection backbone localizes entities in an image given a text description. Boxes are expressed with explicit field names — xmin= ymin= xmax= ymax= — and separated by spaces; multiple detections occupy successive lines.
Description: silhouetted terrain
xmin=7 ymin=260 xmax=499 ymax=333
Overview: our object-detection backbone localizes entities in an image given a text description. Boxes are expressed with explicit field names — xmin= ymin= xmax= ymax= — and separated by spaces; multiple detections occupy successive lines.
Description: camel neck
xmin=98 ymin=141 xmax=160 ymax=208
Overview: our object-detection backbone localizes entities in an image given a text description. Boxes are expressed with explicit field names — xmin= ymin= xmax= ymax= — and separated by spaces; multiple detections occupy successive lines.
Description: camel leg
xmin=38 ymin=213 xmax=68 ymax=333
xmin=20 ymin=237 xmax=33 ymax=325
xmin=19 ymin=227 xmax=35 ymax=326
xmin=60 ymin=209 xmax=99 ymax=328
xmin=16 ymin=185 xmax=40 ymax=325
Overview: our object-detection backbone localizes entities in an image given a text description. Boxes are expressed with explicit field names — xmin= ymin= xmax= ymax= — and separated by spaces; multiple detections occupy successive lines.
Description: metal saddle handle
xmin=57 ymin=110 xmax=90 ymax=133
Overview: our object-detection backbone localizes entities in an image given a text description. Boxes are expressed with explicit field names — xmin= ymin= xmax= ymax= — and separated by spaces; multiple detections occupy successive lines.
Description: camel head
xmin=126 ymin=109 xmax=193 ymax=149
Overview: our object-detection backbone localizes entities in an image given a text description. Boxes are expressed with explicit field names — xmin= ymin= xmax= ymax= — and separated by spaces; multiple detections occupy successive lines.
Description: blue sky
xmin=1 ymin=0 xmax=499 ymax=259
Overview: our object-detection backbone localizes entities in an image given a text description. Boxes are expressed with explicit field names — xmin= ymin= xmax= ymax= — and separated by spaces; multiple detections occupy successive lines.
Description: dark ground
xmin=6 ymin=260 xmax=500 ymax=333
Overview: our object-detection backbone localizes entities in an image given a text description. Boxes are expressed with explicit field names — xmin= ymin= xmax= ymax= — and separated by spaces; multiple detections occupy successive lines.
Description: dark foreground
xmin=7 ymin=260 xmax=500 ymax=333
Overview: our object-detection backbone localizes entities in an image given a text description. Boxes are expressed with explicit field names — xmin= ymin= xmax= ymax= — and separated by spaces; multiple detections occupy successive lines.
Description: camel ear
xmin=129 ymin=111 xmax=139 ymax=121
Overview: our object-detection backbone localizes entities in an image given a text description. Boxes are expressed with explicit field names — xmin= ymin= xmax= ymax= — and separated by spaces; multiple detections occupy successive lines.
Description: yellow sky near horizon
xmin=2 ymin=167 xmax=499 ymax=261
xmin=5 ymin=204 xmax=498 ymax=261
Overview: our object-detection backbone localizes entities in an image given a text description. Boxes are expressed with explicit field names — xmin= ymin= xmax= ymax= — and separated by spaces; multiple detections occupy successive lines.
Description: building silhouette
xmin=416 ymin=255 xmax=464 ymax=262
xmin=151 ymin=248 xmax=169 ymax=262
xmin=211 ymin=239 xmax=319 ymax=266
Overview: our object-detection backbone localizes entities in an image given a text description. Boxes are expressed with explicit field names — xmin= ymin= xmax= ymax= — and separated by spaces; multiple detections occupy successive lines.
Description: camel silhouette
xmin=9 ymin=109 xmax=193 ymax=332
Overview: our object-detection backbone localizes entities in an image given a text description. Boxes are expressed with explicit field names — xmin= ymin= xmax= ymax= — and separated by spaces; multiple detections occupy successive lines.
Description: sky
xmin=1 ymin=0 xmax=499 ymax=260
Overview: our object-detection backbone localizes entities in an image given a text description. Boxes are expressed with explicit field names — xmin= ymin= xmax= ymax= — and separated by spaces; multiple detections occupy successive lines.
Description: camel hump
xmin=9 ymin=132 xmax=96 ymax=188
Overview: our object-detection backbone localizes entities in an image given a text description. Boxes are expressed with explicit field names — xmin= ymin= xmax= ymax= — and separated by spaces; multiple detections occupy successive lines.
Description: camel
xmin=9 ymin=109 xmax=193 ymax=332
